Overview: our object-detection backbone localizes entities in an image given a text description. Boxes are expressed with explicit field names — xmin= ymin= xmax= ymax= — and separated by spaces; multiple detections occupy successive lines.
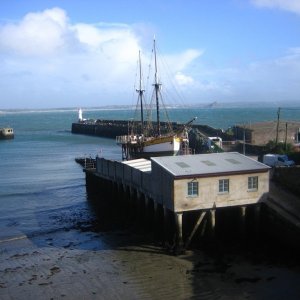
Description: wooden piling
xmin=163 ymin=206 xmax=169 ymax=246
xmin=240 ymin=206 xmax=247 ymax=237
xmin=174 ymin=212 xmax=184 ymax=254
xmin=254 ymin=203 xmax=261 ymax=235
xmin=210 ymin=209 xmax=216 ymax=238
xmin=185 ymin=211 xmax=207 ymax=249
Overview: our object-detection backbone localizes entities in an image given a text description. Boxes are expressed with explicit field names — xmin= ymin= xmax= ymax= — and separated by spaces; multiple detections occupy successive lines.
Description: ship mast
xmin=153 ymin=38 xmax=161 ymax=136
xmin=136 ymin=50 xmax=145 ymax=135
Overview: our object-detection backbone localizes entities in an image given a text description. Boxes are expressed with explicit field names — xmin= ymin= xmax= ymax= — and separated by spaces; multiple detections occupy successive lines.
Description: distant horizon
xmin=1 ymin=100 xmax=300 ymax=113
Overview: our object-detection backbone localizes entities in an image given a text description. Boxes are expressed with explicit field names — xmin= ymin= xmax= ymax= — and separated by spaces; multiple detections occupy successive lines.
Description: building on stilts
xmin=85 ymin=152 xmax=270 ymax=253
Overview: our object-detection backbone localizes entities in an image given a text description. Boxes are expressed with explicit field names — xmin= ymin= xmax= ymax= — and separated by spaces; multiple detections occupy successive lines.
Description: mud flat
xmin=1 ymin=226 xmax=300 ymax=299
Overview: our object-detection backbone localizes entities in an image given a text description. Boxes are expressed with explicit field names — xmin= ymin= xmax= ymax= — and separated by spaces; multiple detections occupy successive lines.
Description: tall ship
xmin=116 ymin=39 xmax=196 ymax=160
xmin=0 ymin=127 xmax=14 ymax=139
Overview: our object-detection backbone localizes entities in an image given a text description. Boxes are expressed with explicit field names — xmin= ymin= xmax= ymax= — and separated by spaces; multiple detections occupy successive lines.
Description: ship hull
xmin=118 ymin=135 xmax=181 ymax=160
xmin=143 ymin=136 xmax=181 ymax=153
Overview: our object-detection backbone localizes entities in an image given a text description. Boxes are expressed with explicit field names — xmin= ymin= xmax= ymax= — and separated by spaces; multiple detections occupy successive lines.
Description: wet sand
xmin=1 ymin=228 xmax=300 ymax=300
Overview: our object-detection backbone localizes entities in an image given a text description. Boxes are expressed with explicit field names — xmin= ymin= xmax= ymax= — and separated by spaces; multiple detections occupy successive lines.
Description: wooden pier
xmin=84 ymin=153 xmax=270 ymax=253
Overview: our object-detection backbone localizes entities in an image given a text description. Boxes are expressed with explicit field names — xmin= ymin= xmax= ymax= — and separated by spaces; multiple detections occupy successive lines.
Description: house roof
xmin=121 ymin=158 xmax=151 ymax=172
xmin=151 ymin=152 xmax=270 ymax=178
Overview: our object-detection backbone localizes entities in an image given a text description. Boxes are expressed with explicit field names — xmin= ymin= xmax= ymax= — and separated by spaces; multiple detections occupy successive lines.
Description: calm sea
xmin=0 ymin=106 xmax=300 ymax=238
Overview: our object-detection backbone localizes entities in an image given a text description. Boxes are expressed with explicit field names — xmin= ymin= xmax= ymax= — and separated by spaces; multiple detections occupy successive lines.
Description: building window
xmin=248 ymin=176 xmax=258 ymax=191
xmin=219 ymin=179 xmax=229 ymax=193
xmin=187 ymin=181 xmax=198 ymax=196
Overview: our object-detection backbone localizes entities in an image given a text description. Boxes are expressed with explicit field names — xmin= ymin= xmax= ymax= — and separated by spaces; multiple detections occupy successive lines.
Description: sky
xmin=0 ymin=0 xmax=300 ymax=109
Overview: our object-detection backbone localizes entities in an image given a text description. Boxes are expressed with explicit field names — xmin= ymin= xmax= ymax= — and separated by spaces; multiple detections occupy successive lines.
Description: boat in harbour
xmin=0 ymin=127 xmax=14 ymax=139
xmin=116 ymin=39 xmax=196 ymax=160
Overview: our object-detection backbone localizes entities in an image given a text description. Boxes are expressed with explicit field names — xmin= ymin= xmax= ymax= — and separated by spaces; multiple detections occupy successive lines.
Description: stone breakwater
xmin=71 ymin=119 xmax=228 ymax=139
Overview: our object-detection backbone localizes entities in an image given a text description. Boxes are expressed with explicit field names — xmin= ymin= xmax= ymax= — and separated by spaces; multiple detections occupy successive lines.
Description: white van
xmin=263 ymin=154 xmax=295 ymax=167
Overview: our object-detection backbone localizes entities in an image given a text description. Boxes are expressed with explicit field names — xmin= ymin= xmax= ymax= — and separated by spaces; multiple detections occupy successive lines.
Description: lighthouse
xmin=78 ymin=108 xmax=83 ymax=122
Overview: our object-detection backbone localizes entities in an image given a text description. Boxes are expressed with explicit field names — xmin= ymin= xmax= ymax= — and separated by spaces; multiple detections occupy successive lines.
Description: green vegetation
xmin=189 ymin=128 xmax=224 ymax=154
xmin=263 ymin=140 xmax=293 ymax=154
xmin=263 ymin=140 xmax=300 ymax=165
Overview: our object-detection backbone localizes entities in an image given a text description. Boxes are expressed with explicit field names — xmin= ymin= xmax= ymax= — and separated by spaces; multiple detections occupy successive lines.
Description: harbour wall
xmin=272 ymin=166 xmax=300 ymax=196
xmin=71 ymin=120 xmax=271 ymax=155
xmin=71 ymin=120 xmax=229 ymax=140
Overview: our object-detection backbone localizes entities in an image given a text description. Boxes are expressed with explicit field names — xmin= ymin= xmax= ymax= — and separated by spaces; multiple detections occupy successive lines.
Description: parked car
xmin=263 ymin=154 xmax=295 ymax=167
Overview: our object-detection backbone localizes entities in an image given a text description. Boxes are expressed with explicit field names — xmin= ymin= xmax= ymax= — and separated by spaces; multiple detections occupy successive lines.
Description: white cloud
xmin=0 ymin=7 xmax=203 ymax=108
xmin=73 ymin=22 xmax=140 ymax=64
xmin=153 ymin=49 xmax=203 ymax=99
xmin=250 ymin=0 xmax=300 ymax=15
xmin=0 ymin=7 xmax=72 ymax=56
xmin=222 ymin=48 xmax=300 ymax=101
xmin=163 ymin=49 xmax=203 ymax=72
xmin=174 ymin=72 xmax=194 ymax=86
xmin=176 ymin=46 xmax=300 ymax=104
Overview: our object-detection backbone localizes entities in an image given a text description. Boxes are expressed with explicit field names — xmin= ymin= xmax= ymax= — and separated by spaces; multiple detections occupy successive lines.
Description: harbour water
xmin=1 ymin=106 xmax=300 ymax=299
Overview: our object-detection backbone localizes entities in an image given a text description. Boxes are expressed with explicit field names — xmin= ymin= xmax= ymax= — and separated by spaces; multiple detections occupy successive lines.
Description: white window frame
xmin=187 ymin=181 xmax=199 ymax=197
xmin=248 ymin=176 xmax=258 ymax=191
xmin=219 ymin=179 xmax=229 ymax=193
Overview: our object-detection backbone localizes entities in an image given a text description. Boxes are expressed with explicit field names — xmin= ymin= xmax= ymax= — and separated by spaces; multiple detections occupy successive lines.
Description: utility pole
xmin=243 ymin=124 xmax=246 ymax=155
xmin=284 ymin=122 xmax=288 ymax=151
xmin=275 ymin=107 xmax=281 ymax=145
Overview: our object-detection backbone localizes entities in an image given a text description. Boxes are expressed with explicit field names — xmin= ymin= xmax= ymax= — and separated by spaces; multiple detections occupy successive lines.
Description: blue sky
xmin=0 ymin=0 xmax=300 ymax=109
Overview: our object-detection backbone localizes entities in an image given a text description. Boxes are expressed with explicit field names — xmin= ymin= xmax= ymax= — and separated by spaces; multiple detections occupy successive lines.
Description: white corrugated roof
xmin=121 ymin=158 xmax=151 ymax=172
xmin=151 ymin=152 xmax=270 ymax=177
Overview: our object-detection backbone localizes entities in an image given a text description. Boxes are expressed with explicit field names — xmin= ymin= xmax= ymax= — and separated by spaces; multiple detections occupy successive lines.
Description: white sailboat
xmin=116 ymin=39 xmax=195 ymax=160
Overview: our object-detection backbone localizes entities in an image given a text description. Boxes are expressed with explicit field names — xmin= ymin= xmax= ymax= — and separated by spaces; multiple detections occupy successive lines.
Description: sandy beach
xmin=1 ymin=226 xmax=300 ymax=300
